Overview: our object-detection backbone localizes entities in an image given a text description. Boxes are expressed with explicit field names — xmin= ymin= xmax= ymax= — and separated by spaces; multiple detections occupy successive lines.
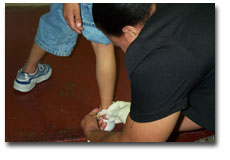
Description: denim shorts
xmin=35 ymin=3 xmax=111 ymax=56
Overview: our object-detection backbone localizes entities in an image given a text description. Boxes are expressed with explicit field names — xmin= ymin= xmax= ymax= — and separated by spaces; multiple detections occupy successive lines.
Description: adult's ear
xmin=122 ymin=25 xmax=139 ymax=39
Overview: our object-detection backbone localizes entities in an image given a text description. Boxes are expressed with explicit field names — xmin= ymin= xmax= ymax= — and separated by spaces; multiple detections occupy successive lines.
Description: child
xmin=13 ymin=3 xmax=116 ymax=110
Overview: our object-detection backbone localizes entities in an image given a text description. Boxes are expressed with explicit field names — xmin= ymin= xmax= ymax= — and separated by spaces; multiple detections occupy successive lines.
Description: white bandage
xmin=98 ymin=101 xmax=131 ymax=124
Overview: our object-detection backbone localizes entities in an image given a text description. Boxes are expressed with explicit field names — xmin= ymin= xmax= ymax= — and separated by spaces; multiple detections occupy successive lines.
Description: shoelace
xmin=38 ymin=64 xmax=45 ymax=71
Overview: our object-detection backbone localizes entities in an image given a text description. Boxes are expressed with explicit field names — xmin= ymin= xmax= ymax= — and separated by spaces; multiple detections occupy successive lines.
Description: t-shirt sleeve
xmin=129 ymin=46 xmax=202 ymax=123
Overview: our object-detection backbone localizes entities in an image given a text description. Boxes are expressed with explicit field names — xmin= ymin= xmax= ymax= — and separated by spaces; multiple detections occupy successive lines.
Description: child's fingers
xmin=68 ymin=16 xmax=81 ymax=34
xmin=74 ymin=5 xmax=83 ymax=32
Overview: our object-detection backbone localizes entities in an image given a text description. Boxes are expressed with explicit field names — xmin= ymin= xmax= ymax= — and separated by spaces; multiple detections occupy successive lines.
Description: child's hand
xmin=97 ymin=101 xmax=131 ymax=124
xmin=63 ymin=3 xmax=83 ymax=34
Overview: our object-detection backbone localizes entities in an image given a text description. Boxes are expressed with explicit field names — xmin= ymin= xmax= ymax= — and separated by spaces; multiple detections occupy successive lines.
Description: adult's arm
xmin=83 ymin=110 xmax=180 ymax=142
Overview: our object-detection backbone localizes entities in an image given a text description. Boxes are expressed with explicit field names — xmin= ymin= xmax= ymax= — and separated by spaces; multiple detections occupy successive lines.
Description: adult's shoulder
xmin=128 ymin=39 xmax=202 ymax=81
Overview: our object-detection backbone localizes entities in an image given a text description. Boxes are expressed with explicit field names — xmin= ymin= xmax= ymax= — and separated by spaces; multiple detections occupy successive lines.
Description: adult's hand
xmin=63 ymin=3 xmax=83 ymax=34
xmin=80 ymin=108 xmax=100 ymax=136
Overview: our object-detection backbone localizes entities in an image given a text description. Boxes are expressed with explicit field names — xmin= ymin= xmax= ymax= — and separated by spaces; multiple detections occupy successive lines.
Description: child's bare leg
xmin=22 ymin=42 xmax=47 ymax=74
xmin=14 ymin=42 xmax=51 ymax=92
xmin=91 ymin=42 xmax=116 ymax=110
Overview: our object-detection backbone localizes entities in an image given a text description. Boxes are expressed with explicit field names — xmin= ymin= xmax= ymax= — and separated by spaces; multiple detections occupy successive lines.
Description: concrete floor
xmin=5 ymin=6 xmax=214 ymax=142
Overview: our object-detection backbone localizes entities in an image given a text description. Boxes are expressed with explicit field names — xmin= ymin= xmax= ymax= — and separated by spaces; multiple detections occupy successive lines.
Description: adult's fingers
xmin=100 ymin=121 xmax=107 ymax=130
xmin=89 ymin=108 xmax=100 ymax=115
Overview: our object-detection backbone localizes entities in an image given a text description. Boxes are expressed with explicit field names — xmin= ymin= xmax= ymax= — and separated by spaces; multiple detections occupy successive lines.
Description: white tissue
xmin=103 ymin=119 xmax=115 ymax=131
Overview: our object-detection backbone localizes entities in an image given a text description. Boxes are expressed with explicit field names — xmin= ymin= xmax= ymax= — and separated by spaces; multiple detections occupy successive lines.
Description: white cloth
xmin=98 ymin=101 xmax=131 ymax=124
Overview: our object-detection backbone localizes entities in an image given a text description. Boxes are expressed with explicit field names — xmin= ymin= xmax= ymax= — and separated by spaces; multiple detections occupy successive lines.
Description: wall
xmin=5 ymin=3 xmax=50 ymax=7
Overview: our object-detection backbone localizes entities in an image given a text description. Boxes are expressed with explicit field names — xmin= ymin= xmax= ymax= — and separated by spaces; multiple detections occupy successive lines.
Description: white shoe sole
xmin=13 ymin=68 xmax=52 ymax=92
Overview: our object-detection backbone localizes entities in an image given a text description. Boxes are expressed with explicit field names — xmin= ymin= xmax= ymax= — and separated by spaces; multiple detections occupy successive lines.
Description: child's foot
xmin=13 ymin=64 xmax=52 ymax=92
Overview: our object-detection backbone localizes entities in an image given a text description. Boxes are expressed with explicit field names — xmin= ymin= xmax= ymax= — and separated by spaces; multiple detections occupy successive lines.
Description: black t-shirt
xmin=125 ymin=4 xmax=215 ymax=131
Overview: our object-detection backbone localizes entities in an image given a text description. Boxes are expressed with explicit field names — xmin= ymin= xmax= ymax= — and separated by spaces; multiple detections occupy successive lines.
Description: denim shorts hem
xmin=89 ymin=39 xmax=111 ymax=45
xmin=35 ymin=37 xmax=72 ymax=57
xmin=82 ymin=21 xmax=95 ymax=27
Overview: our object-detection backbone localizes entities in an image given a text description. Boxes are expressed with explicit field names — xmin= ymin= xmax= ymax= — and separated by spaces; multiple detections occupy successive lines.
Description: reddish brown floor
xmin=5 ymin=6 xmax=214 ymax=142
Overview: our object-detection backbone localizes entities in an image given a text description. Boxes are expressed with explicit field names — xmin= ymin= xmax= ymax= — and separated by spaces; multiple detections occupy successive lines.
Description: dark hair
xmin=93 ymin=3 xmax=153 ymax=37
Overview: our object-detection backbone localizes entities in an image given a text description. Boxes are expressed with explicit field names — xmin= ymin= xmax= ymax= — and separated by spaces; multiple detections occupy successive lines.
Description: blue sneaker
xmin=13 ymin=64 xmax=52 ymax=92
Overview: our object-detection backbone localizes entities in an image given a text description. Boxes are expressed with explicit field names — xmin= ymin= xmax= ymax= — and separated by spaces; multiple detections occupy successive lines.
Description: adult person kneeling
xmin=81 ymin=3 xmax=215 ymax=142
